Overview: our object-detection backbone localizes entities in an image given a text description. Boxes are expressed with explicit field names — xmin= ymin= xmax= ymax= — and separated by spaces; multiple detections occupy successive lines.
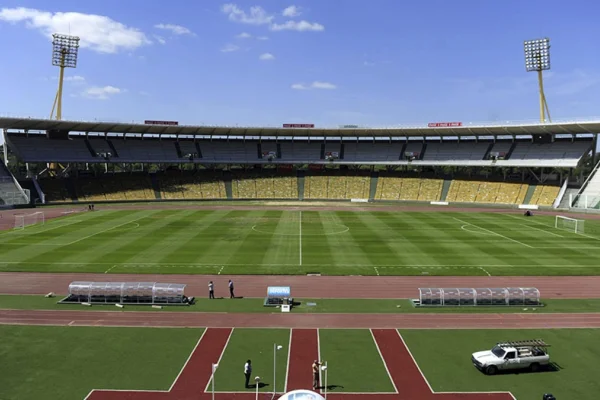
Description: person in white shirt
xmin=208 ymin=281 xmax=215 ymax=299
xmin=229 ymin=280 xmax=235 ymax=298
xmin=244 ymin=359 xmax=252 ymax=388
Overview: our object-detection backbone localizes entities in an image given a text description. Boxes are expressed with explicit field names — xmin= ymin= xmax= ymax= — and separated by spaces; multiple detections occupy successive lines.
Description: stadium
xmin=3 ymin=8 xmax=600 ymax=400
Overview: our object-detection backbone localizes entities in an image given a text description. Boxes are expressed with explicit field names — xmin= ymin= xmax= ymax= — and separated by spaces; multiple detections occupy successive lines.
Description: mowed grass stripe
xmin=300 ymin=211 xmax=336 ymax=268
xmin=233 ymin=210 xmax=292 ymax=270
xmin=318 ymin=329 xmax=396 ymax=393
xmin=258 ymin=211 xmax=301 ymax=268
xmin=0 ymin=211 xmax=142 ymax=265
xmin=213 ymin=328 xmax=290 ymax=393
xmin=90 ymin=209 xmax=201 ymax=270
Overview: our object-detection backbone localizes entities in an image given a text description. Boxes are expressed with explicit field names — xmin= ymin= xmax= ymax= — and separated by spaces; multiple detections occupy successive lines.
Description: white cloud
xmin=236 ymin=32 xmax=252 ymax=39
xmin=291 ymin=81 xmax=336 ymax=90
xmin=363 ymin=61 xmax=375 ymax=67
xmin=259 ymin=53 xmax=275 ymax=61
xmin=154 ymin=23 xmax=194 ymax=36
xmin=282 ymin=5 xmax=302 ymax=17
xmin=154 ymin=35 xmax=166 ymax=45
xmin=53 ymin=75 xmax=85 ymax=82
xmin=270 ymin=20 xmax=324 ymax=32
xmin=257 ymin=36 xmax=269 ymax=40
xmin=82 ymin=85 xmax=122 ymax=100
xmin=220 ymin=43 xmax=240 ymax=53
xmin=221 ymin=4 xmax=274 ymax=25
xmin=0 ymin=7 xmax=150 ymax=54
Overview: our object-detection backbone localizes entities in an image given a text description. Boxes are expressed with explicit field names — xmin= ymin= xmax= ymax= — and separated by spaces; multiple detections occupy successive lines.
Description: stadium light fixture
xmin=50 ymin=33 xmax=80 ymax=121
xmin=523 ymin=37 xmax=551 ymax=123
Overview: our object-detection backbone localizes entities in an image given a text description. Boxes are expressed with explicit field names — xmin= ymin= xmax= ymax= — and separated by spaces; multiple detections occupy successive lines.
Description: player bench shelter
xmin=264 ymin=286 xmax=293 ymax=307
xmin=416 ymin=287 xmax=541 ymax=306
xmin=59 ymin=281 xmax=194 ymax=306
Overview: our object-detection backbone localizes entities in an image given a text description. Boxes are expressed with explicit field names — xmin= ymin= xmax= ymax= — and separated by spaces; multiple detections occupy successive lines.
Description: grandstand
xmin=0 ymin=116 xmax=598 ymax=209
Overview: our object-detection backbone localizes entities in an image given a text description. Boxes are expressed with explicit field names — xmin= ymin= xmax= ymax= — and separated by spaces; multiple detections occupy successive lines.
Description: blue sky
xmin=0 ymin=0 xmax=600 ymax=137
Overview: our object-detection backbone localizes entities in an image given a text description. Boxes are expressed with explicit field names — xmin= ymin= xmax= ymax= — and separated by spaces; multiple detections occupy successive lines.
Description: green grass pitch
xmin=1 ymin=208 xmax=600 ymax=275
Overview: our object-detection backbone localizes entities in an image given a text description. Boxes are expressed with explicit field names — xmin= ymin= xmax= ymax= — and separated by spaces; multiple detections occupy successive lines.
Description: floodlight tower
xmin=50 ymin=33 xmax=80 ymax=120
xmin=524 ymin=37 xmax=551 ymax=123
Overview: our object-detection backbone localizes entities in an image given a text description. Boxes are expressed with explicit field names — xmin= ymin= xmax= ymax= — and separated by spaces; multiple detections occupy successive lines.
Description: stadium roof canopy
xmin=1 ymin=117 xmax=600 ymax=137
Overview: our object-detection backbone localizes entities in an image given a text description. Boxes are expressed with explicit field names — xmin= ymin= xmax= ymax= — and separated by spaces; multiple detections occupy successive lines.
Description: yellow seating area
xmin=39 ymin=179 xmax=70 ymax=202
xmin=446 ymin=180 xmax=480 ymax=202
xmin=530 ymin=185 xmax=560 ymax=206
xmin=304 ymin=176 xmax=370 ymax=199
xmin=159 ymin=174 xmax=226 ymax=200
xmin=375 ymin=177 xmax=442 ymax=201
xmin=495 ymin=183 xmax=528 ymax=205
xmin=475 ymin=181 xmax=501 ymax=203
xmin=231 ymin=176 xmax=298 ymax=199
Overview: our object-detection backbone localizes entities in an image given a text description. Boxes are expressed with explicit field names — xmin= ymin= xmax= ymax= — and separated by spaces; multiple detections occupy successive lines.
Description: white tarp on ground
xmin=279 ymin=390 xmax=325 ymax=400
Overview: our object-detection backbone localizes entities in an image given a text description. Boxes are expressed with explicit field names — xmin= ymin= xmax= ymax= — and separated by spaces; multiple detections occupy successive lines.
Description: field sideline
xmin=1 ymin=208 xmax=599 ymax=276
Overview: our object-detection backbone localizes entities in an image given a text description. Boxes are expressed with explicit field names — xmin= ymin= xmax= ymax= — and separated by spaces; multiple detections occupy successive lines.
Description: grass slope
xmin=0 ymin=325 xmax=203 ymax=400
xmin=318 ymin=329 xmax=396 ymax=393
xmin=3 ymin=295 xmax=600 ymax=314
xmin=2 ymin=209 xmax=600 ymax=275
xmin=401 ymin=328 xmax=600 ymax=400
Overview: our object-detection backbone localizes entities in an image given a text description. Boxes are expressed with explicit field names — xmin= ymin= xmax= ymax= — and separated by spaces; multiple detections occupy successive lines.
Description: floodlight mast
xmin=50 ymin=33 xmax=80 ymax=120
xmin=524 ymin=37 xmax=551 ymax=123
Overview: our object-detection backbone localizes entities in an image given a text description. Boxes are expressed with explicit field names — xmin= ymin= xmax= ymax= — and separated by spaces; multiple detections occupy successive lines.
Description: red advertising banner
xmin=427 ymin=122 xmax=462 ymax=128
xmin=283 ymin=123 xmax=315 ymax=128
xmin=144 ymin=120 xmax=179 ymax=126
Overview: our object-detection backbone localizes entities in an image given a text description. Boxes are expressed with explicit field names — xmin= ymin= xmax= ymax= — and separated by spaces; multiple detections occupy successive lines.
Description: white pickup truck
xmin=472 ymin=340 xmax=550 ymax=375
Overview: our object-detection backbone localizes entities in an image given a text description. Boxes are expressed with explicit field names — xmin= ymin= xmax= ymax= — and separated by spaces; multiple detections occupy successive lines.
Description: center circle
xmin=251 ymin=221 xmax=350 ymax=236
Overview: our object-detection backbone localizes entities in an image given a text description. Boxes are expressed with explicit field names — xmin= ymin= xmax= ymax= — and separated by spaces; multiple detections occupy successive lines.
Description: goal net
xmin=555 ymin=215 xmax=584 ymax=234
xmin=14 ymin=212 xmax=45 ymax=230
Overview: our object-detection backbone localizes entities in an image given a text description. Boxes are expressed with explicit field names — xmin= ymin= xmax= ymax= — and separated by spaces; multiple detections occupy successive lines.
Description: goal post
xmin=555 ymin=215 xmax=584 ymax=234
xmin=13 ymin=211 xmax=45 ymax=230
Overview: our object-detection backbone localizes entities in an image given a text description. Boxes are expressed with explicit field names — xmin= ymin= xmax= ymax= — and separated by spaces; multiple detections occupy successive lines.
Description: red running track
xmin=84 ymin=328 xmax=514 ymax=400
xmin=1 ymin=272 xmax=599 ymax=299
xmin=1 ymin=309 xmax=600 ymax=329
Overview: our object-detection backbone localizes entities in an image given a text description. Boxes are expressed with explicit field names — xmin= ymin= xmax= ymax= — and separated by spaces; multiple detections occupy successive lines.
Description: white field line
xmin=203 ymin=328 xmax=234 ymax=393
xmin=317 ymin=328 xmax=322 ymax=393
xmin=505 ymin=213 xmax=600 ymax=241
xmin=2 ymin=261 xmax=600 ymax=269
xmin=284 ymin=329 xmax=292 ymax=393
xmin=396 ymin=331 xmax=517 ymax=400
xmin=478 ymin=266 xmax=492 ymax=276
xmin=453 ymin=217 xmax=533 ymax=248
xmin=83 ymin=328 xmax=209 ymax=399
xmin=374 ymin=266 xmax=380 ymax=276
xmin=519 ymin=224 xmax=564 ymax=238
xmin=0 ymin=218 xmax=84 ymax=238
xmin=299 ymin=211 xmax=302 ymax=266
xmin=218 ymin=266 xmax=224 ymax=275
xmin=370 ymin=329 xmax=399 ymax=394
xmin=61 ymin=216 xmax=147 ymax=246
xmin=104 ymin=265 xmax=118 ymax=274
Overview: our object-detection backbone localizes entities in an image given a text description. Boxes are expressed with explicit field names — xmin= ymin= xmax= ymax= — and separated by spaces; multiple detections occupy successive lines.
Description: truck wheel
xmin=530 ymin=363 xmax=540 ymax=372
xmin=486 ymin=365 xmax=498 ymax=375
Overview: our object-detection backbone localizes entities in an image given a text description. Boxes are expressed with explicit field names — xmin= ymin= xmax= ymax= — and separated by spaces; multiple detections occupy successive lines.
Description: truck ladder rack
xmin=497 ymin=339 xmax=549 ymax=348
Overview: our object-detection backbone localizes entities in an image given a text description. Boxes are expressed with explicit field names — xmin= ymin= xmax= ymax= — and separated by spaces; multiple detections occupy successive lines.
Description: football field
xmin=1 ymin=208 xmax=600 ymax=276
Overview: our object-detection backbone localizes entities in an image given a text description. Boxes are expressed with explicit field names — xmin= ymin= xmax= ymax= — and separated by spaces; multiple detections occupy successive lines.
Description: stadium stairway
xmin=523 ymin=184 xmax=536 ymax=204
xmin=84 ymin=139 xmax=97 ymax=158
xmin=440 ymin=179 xmax=452 ymax=201
xmin=224 ymin=177 xmax=233 ymax=199
xmin=174 ymin=142 xmax=183 ymax=158
xmin=107 ymin=140 xmax=119 ymax=158
xmin=369 ymin=173 xmax=378 ymax=200
xmin=483 ymin=143 xmax=495 ymax=160
xmin=297 ymin=170 xmax=305 ymax=200
xmin=149 ymin=173 xmax=162 ymax=199
xmin=505 ymin=142 xmax=518 ymax=159
xmin=419 ymin=142 xmax=427 ymax=160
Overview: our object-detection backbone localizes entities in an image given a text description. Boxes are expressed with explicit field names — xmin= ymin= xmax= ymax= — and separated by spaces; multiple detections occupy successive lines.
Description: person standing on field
xmin=312 ymin=360 xmax=321 ymax=390
xmin=229 ymin=280 xmax=235 ymax=298
xmin=208 ymin=281 xmax=215 ymax=299
xmin=244 ymin=359 xmax=252 ymax=388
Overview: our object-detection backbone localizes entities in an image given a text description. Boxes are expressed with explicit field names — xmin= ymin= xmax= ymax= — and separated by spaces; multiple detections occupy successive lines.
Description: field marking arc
xmin=453 ymin=217 xmax=533 ymax=248
xmin=459 ymin=224 xmax=497 ymax=236
xmin=62 ymin=216 xmax=147 ymax=246
xmin=395 ymin=330 xmax=517 ymax=399
xmin=369 ymin=329 xmax=399 ymax=394
xmin=251 ymin=224 xmax=349 ymax=237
